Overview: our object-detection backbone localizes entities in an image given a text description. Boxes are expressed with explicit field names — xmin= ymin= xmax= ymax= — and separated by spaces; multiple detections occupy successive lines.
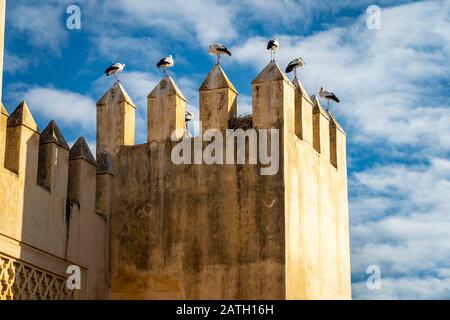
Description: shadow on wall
xmin=0 ymin=100 xmax=107 ymax=299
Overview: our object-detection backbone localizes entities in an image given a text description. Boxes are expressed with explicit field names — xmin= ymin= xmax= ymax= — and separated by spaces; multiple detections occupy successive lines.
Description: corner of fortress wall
xmin=0 ymin=100 xmax=108 ymax=299
xmin=0 ymin=1 xmax=110 ymax=300
xmin=0 ymin=62 xmax=350 ymax=300
xmin=96 ymin=61 xmax=351 ymax=300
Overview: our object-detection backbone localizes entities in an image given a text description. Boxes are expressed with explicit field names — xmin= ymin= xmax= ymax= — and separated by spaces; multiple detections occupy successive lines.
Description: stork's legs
xmin=113 ymin=74 xmax=120 ymax=83
xmin=157 ymin=67 xmax=170 ymax=77
xmin=270 ymin=50 xmax=276 ymax=62
xmin=216 ymin=54 xmax=221 ymax=65
xmin=184 ymin=121 xmax=193 ymax=138
xmin=294 ymin=69 xmax=297 ymax=79
xmin=327 ymin=100 xmax=330 ymax=112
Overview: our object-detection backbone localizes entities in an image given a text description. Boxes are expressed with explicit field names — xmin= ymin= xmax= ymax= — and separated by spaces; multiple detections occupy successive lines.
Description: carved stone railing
xmin=0 ymin=253 xmax=74 ymax=300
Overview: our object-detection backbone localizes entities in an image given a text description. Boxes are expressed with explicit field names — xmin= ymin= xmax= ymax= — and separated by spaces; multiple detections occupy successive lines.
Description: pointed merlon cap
xmin=7 ymin=101 xmax=39 ymax=132
xmin=252 ymin=61 xmax=292 ymax=84
xmin=327 ymin=111 xmax=346 ymax=135
xmin=199 ymin=64 xmax=238 ymax=94
xmin=97 ymin=82 xmax=136 ymax=108
xmin=40 ymin=120 xmax=70 ymax=150
xmin=147 ymin=76 xmax=186 ymax=100
xmin=1 ymin=103 xmax=8 ymax=116
xmin=96 ymin=152 xmax=113 ymax=175
xmin=292 ymin=77 xmax=311 ymax=102
xmin=311 ymin=95 xmax=329 ymax=119
xmin=69 ymin=137 xmax=96 ymax=166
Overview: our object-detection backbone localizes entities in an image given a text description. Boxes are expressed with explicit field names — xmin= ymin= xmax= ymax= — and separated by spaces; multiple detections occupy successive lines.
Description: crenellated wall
xmin=102 ymin=61 xmax=351 ymax=300
xmin=0 ymin=0 xmax=350 ymax=300
xmin=0 ymin=61 xmax=350 ymax=300
xmin=285 ymin=81 xmax=350 ymax=299
xmin=0 ymin=0 xmax=110 ymax=300
xmin=0 ymin=101 xmax=108 ymax=299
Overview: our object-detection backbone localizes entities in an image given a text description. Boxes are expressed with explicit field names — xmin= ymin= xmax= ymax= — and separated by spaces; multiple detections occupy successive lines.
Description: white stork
xmin=184 ymin=110 xmax=194 ymax=138
xmin=104 ymin=63 xmax=125 ymax=82
xmin=185 ymin=110 xmax=194 ymax=123
xmin=208 ymin=43 xmax=232 ymax=64
xmin=319 ymin=87 xmax=340 ymax=112
xmin=285 ymin=57 xmax=305 ymax=79
xmin=156 ymin=55 xmax=174 ymax=74
xmin=267 ymin=38 xmax=279 ymax=62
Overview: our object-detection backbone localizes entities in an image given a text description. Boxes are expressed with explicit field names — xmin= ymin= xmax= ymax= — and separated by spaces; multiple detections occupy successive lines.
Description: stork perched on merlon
xmin=320 ymin=87 xmax=340 ymax=112
xmin=208 ymin=43 xmax=232 ymax=64
xmin=184 ymin=110 xmax=194 ymax=138
xmin=156 ymin=55 xmax=174 ymax=74
xmin=267 ymin=38 xmax=279 ymax=62
xmin=185 ymin=110 xmax=193 ymax=123
xmin=104 ymin=63 xmax=125 ymax=82
xmin=285 ymin=57 xmax=305 ymax=79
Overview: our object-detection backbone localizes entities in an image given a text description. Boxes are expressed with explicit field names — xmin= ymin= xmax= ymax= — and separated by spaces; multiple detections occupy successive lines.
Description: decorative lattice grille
xmin=0 ymin=253 xmax=74 ymax=300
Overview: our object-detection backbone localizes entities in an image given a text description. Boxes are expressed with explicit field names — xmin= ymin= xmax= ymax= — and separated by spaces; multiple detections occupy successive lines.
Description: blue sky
xmin=3 ymin=0 xmax=450 ymax=299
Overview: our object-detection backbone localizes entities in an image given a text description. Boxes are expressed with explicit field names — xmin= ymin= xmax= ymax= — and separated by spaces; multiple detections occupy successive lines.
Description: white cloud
xmin=231 ymin=0 xmax=450 ymax=154
xmin=4 ymin=53 xmax=29 ymax=74
xmin=6 ymin=0 xmax=414 ymax=58
xmin=350 ymin=157 xmax=450 ymax=299
xmin=23 ymin=87 xmax=96 ymax=131
xmin=8 ymin=2 xmax=68 ymax=54
xmin=353 ymin=276 xmax=450 ymax=300
xmin=109 ymin=0 xmax=237 ymax=47
xmin=92 ymin=36 xmax=163 ymax=67
xmin=234 ymin=0 xmax=416 ymax=33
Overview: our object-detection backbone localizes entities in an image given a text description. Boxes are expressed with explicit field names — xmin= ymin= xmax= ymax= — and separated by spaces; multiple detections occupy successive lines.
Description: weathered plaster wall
xmin=107 ymin=62 xmax=351 ymax=300
xmin=110 ymin=141 xmax=285 ymax=299
xmin=278 ymin=76 xmax=351 ymax=299
xmin=0 ymin=103 xmax=108 ymax=299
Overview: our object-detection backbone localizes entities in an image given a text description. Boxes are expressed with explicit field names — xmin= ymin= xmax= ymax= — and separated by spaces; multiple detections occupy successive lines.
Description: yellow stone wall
xmin=104 ymin=62 xmax=351 ymax=300
xmin=0 ymin=102 xmax=108 ymax=299
xmin=285 ymin=91 xmax=351 ymax=299
xmin=0 ymin=63 xmax=351 ymax=300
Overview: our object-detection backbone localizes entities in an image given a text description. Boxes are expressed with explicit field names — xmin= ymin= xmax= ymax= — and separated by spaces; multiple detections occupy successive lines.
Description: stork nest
xmin=228 ymin=113 xmax=253 ymax=130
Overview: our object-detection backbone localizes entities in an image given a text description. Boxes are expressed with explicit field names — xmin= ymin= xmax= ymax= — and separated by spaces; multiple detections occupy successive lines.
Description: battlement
xmin=0 ymin=100 xmax=97 ymax=207
xmin=105 ymin=61 xmax=345 ymax=171
xmin=0 ymin=100 xmax=108 ymax=299
xmin=98 ymin=62 xmax=350 ymax=299
xmin=0 ymin=60 xmax=349 ymax=300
